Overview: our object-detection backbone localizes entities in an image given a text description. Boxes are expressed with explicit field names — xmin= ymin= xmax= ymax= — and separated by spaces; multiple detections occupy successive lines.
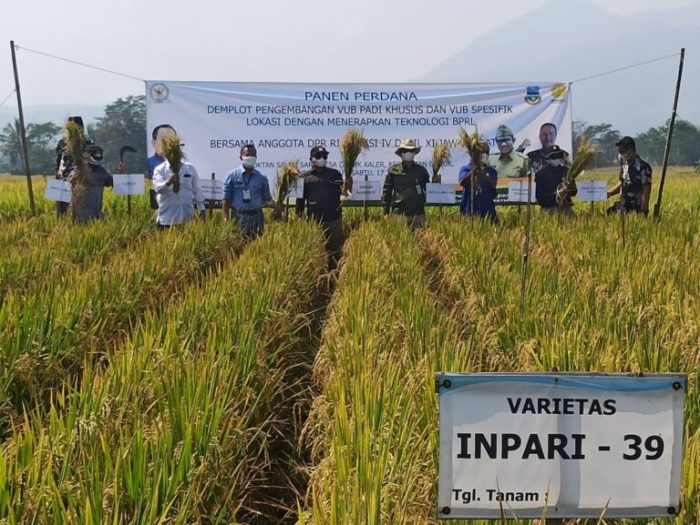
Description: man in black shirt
xmin=535 ymin=145 xmax=577 ymax=216
xmin=524 ymin=122 xmax=569 ymax=173
xmin=296 ymin=145 xmax=345 ymax=266
xmin=606 ymin=136 xmax=652 ymax=214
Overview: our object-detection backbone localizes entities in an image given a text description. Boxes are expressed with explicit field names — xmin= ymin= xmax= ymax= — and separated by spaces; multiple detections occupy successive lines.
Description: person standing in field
xmin=382 ymin=139 xmax=430 ymax=229
xmin=151 ymin=140 xmax=205 ymax=228
xmin=222 ymin=144 xmax=273 ymax=239
xmin=69 ymin=145 xmax=113 ymax=223
xmin=489 ymin=125 xmax=529 ymax=179
xmin=606 ymin=136 xmax=652 ymax=215
xmin=459 ymin=141 xmax=498 ymax=221
xmin=296 ymin=145 xmax=345 ymax=266
xmin=55 ymin=116 xmax=91 ymax=217
xmin=535 ymin=145 xmax=577 ymax=216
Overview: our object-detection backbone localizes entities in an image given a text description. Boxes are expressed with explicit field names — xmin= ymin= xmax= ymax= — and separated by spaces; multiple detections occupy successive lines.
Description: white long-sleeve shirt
xmin=152 ymin=160 xmax=205 ymax=225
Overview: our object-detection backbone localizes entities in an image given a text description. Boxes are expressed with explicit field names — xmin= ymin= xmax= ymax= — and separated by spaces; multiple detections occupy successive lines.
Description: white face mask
xmin=401 ymin=151 xmax=416 ymax=162
xmin=241 ymin=156 xmax=257 ymax=169
xmin=312 ymin=157 xmax=327 ymax=168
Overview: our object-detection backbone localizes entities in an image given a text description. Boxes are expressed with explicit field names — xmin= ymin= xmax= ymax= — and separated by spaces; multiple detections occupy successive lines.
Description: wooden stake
xmin=653 ymin=48 xmax=685 ymax=220
xmin=10 ymin=41 xmax=36 ymax=216
xmin=520 ymin=172 xmax=533 ymax=317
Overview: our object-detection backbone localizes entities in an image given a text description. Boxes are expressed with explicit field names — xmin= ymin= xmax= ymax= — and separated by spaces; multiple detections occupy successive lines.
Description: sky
xmin=1 ymin=0 xmax=697 ymax=123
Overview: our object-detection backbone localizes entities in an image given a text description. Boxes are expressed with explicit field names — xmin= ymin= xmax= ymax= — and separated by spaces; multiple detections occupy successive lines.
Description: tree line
xmin=1 ymin=96 xmax=699 ymax=175
xmin=0 ymin=95 xmax=146 ymax=175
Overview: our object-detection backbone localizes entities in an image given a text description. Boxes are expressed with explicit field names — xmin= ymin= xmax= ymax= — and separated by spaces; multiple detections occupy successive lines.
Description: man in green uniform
xmin=382 ymin=139 xmax=430 ymax=229
xmin=489 ymin=125 xmax=529 ymax=179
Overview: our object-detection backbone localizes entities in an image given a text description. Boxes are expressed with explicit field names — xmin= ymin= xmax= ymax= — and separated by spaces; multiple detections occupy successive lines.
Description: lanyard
xmin=242 ymin=172 xmax=254 ymax=188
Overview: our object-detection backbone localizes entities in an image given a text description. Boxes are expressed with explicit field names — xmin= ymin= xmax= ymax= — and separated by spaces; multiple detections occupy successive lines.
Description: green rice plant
xmin=0 ymin=220 xmax=327 ymax=523
xmin=0 ymin=218 xmax=241 ymax=436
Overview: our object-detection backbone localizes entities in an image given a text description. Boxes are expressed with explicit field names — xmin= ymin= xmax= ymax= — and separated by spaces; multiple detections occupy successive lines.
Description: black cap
xmin=310 ymin=145 xmax=329 ymax=157
xmin=615 ymin=136 xmax=636 ymax=151
xmin=544 ymin=145 xmax=567 ymax=159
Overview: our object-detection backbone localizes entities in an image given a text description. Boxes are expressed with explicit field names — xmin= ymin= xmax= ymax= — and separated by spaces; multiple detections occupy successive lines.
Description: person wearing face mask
xmin=222 ymin=144 xmax=273 ymax=239
xmin=296 ymin=145 xmax=345 ymax=265
xmin=489 ymin=125 xmax=529 ymax=179
xmin=526 ymin=123 xmax=568 ymax=173
xmin=534 ymin=145 xmax=577 ymax=215
xmin=606 ymin=136 xmax=652 ymax=215
xmin=381 ymin=139 xmax=430 ymax=229
xmin=68 ymin=144 xmax=113 ymax=223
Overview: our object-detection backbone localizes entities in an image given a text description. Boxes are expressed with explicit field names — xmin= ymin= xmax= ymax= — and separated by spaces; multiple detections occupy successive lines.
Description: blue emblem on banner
xmin=525 ymin=85 xmax=541 ymax=105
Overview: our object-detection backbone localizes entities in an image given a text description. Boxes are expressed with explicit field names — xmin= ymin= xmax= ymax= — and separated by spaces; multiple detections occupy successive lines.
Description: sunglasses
xmin=312 ymin=153 xmax=329 ymax=159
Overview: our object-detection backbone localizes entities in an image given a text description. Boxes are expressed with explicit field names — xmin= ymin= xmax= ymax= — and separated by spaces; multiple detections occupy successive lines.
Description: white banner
xmin=45 ymin=180 xmax=72 ymax=203
xmin=508 ymin=180 xmax=536 ymax=203
xmin=427 ymin=183 xmax=458 ymax=204
xmin=350 ymin=180 xmax=383 ymax=202
xmin=113 ymin=174 xmax=145 ymax=196
xmin=577 ymin=180 xmax=608 ymax=202
xmin=437 ymin=373 xmax=685 ymax=520
xmin=146 ymin=81 xmax=572 ymax=192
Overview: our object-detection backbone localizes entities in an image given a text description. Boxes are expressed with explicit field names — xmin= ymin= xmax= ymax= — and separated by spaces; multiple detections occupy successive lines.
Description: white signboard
xmin=577 ymin=180 xmax=608 ymax=202
xmin=350 ymin=180 xmax=383 ymax=201
xmin=508 ymin=180 xmax=536 ymax=203
xmin=200 ymin=178 xmax=224 ymax=201
xmin=146 ymin=81 xmax=572 ymax=188
xmin=45 ymin=179 xmax=72 ymax=203
xmin=427 ymin=183 xmax=458 ymax=204
xmin=437 ymin=373 xmax=686 ymax=520
xmin=113 ymin=174 xmax=145 ymax=196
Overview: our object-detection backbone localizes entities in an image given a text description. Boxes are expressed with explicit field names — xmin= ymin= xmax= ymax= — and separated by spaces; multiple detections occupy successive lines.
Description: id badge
xmin=242 ymin=189 xmax=252 ymax=202
xmin=415 ymin=184 xmax=423 ymax=196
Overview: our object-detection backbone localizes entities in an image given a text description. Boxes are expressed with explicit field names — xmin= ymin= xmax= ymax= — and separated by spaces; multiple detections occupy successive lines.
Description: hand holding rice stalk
xmin=273 ymin=160 xmax=300 ymax=220
xmin=339 ymin=128 xmax=369 ymax=197
xmin=161 ymin=134 xmax=185 ymax=193
xmin=63 ymin=121 xmax=90 ymax=199
xmin=556 ymin=136 xmax=598 ymax=206
xmin=457 ymin=126 xmax=486 ymax=197
xmin=431 ymin=143 xmax=451 ymax=183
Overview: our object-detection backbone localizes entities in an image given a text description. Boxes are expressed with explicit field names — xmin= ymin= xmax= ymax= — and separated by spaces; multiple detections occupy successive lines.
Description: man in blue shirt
xmin=147 ymin=124 xmax=176 ymax=180
xmin=458 ymin=141 xmax=498 ymax=221
xmin=222 ymin=144 xmax=273 ymax=239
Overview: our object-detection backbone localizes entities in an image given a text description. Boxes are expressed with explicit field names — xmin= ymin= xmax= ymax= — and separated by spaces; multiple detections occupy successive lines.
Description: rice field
xmin=0 ymin=171 xmax=698 ymax=524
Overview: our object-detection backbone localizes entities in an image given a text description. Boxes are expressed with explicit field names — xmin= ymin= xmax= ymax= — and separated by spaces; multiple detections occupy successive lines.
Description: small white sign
xmin=113 ymin=174 xmax=145 ymax=196
xmin=508 ymin=180 xmax=536 ymax=203
xmin=426 ymin=183 xmax=457 ymax=204
xmin=578 ymin=180 xmax=608 ymax=202
xmin=200 ymin=178 xmax=224 ymax=201
xmin=45 ymin=180 xmax=72 ymax=203
xmin=437 ymin=373 xmax=685 ymax=520
xmin=351 ymin=180 xmax=383 ymax=201
xmin=286 ymin=177 xmax=304 ymax=200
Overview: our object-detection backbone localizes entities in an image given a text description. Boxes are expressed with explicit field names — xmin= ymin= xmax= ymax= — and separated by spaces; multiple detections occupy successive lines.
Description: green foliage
xmin=91 ymin=95 xmax=146 ymax=173
xmin=0 ymin=118 xmax=61 ymax=174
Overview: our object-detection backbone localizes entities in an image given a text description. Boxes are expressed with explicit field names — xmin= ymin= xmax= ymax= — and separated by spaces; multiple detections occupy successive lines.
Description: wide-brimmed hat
xmin=395 ymin=139 xmax=421 ymax=156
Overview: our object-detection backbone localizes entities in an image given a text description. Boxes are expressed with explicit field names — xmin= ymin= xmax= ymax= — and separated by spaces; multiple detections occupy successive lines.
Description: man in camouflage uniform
xmin=381 ymin=139 xmax=430 ymax=229
xmin=606 ymin=136 xmax=652 ymax=215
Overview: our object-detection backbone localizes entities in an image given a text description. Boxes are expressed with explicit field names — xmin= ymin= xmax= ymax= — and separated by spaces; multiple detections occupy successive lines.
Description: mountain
xmin=418 ymin=0 xmax=699 ymax=133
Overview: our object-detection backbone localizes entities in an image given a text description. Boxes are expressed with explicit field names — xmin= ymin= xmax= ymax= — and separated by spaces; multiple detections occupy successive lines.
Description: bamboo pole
xmin=653 ymin=48 xmax=685 ymax=220
xmin=10 ymin=41 xmax=36 ymax=215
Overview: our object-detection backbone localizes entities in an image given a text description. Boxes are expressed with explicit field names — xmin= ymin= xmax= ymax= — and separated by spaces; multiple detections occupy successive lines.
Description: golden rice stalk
xmin=431 ymin=143 xmax=451 ymax=183
xmin=161 ymin=134 xmax=185 ymax=193
xmin=63 ymin=121 xmax=89 ymax=197
xmin=457 ymin=126 xmax=487 ymax=195
xmin=273 ymin=160 xmax=300 ymax=220
xmin=556 ymin=136 xmax=599 ymax=206
xmin=339 ymin=128 xmax=369 ymax=195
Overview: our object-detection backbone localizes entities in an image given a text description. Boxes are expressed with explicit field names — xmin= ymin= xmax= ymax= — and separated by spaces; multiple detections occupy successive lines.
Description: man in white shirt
xmin=152 ymin=155 xmax=205 ymax=227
